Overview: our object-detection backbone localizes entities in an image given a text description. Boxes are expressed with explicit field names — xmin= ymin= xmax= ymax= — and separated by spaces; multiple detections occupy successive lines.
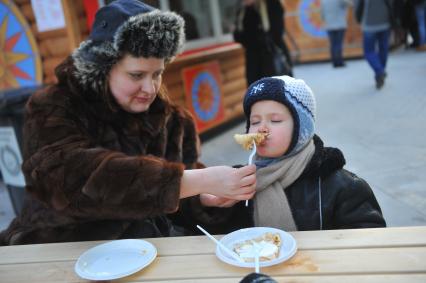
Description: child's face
xmin=249 ymin=100 xmax=294 ymax=158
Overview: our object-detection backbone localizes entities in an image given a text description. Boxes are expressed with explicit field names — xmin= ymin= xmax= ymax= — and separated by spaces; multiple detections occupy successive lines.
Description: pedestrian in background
xmin=355 ymin=0 xmax=397 ymax=89
xmin=233 ymin=0 xmax=293 ymax=85
xmin=414 ymin=0 xmax=426 ymax=50
xmin=401 ymin=0 xmax=420 ymax=49
xmin=321 ymin=0 xmax=353 ymax=68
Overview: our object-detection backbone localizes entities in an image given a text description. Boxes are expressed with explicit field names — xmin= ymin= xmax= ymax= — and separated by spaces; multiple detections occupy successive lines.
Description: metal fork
xmin=248 ymin=141 xmax=256 ymax=165
xmin=251 ymin=240 xmax=261 ymax=273
xmin=245 ymin=141 xmax=256 ymax=206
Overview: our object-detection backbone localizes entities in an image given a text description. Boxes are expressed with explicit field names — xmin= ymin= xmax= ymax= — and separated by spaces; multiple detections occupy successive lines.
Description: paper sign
xmin=0 ymin=127 xmax=25 ymax=187
xmin=31 ymin=0 xmax=65 ymax=32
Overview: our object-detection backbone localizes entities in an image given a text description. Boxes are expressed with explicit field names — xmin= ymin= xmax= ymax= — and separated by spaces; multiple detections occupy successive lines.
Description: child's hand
xmin=200 ymin=194 xmax=240 ymax=207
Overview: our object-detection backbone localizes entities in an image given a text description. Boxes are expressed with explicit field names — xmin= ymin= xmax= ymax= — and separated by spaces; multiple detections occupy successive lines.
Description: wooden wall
xmin=284 ymin=1 xmax=363 ymax=63
xmin=11 ymin=0 xmax=364 ymax=84
xmin=163 ymin=45 xmax=246 ymax=131
xmin=12 ymin=0 xmax=247 ymax=133
xmin=10 ymin=0 xmax=363 ymax=133
xmin=13 ymin=0 xmax=88 ymax=84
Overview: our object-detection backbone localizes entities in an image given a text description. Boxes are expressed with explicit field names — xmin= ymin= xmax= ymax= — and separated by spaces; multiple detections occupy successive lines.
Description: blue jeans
xmin=363 ymin=29 xmax=390 ymax=77
xmin=327 ymin=29 xmax=346 ymax=66
xmin=415 ymin=4 xmax=426 ymax=45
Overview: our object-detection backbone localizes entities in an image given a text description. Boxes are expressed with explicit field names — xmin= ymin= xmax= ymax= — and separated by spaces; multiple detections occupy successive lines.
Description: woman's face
xmin=249 ymin=100 xmax=294 ymax=158
xmin=108 ymin=54 xmax=165 ymax=113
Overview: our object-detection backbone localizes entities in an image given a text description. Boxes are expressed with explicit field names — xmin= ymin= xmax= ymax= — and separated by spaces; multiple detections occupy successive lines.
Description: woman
xmin=0 ymin=0 xmax=256 ymax=245
xmin=233 ymin=0 xmax=293 ymax=85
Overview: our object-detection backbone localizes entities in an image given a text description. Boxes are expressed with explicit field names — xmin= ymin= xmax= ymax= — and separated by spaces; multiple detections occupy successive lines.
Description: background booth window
xmin=103 ymin=0 xmax=241 ymax=50
xmin=218 ymin=0 xmax=239 ymax=34
xmin=169 ymin=0 xmax=213 ymax=40
xmin=105 ymin=0 xmax=159 ymax=7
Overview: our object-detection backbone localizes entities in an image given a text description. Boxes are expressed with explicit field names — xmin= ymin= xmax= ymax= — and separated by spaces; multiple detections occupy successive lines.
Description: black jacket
xmin=233 ymin=0 xmax=292 ymax=84
xmin=179 ymin=136 xmax=386 ymax=234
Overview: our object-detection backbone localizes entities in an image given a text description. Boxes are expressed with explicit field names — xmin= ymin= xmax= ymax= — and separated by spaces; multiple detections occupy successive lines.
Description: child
xmin=242 ymin=75 xmax=386 ymax=230
xmin=187 ymin=75 xmax=386 ymax=233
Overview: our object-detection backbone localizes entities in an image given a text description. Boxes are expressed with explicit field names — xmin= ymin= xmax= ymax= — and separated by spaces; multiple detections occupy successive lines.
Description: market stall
xmin=1 ymin=0 xmax=363 ymax=134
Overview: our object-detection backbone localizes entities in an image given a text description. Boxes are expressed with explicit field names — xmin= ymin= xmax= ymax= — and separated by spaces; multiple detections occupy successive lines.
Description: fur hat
xmin=72 ymin=0 xmax=185 ymax=91
xmin=243 ymin=75 xmax=316 ymax=156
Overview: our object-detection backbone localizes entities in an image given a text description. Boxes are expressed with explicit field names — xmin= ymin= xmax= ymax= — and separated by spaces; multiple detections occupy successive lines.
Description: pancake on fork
xmin=234 ymin=133 xmax=268 ymax=150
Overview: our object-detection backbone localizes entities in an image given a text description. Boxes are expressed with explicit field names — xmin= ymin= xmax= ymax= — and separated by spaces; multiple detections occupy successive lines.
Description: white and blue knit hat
xmin=243 ymin=75 xmax=316 ymax=156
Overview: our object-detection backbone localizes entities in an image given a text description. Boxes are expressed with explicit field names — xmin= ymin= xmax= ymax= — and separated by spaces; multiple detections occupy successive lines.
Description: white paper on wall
xmin=0 ymin=127 xmax=26 ymax=187
xmin=31 ymin=0 xmax=65 ymax=32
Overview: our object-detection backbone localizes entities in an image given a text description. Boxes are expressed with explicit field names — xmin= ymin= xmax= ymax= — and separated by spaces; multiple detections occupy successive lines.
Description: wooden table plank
xmin=293 ymin=226 xmax=426 ymax=250
xmin=1 ymin=227 xmax=425 ymax=265
xmin=123 ymin=274 xmax=426 ymax=283
xmin=2 ymin=274 xmax=426 ymax=283
xmin=1 ymin=247 xmax=425 ymax=283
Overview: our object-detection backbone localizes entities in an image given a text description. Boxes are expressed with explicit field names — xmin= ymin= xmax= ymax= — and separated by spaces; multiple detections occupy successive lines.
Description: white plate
xmin=74 ymin=239 xmax=157 ymax=280
xmin=216 ymin=227 xmax=297 ymax=268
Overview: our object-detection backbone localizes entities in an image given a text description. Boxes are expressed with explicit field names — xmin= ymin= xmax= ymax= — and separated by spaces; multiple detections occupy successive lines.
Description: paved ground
xmin=1 ymin=48 xmax=425 ymax=231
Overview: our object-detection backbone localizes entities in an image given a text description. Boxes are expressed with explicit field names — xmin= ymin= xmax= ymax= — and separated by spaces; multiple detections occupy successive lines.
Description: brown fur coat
xmin=0 ymin=58 xmax=202 ymax=245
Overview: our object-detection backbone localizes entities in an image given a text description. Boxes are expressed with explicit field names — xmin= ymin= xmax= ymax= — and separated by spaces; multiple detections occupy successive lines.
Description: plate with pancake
xmin=215 ymin=227 xmax=297 ymax=268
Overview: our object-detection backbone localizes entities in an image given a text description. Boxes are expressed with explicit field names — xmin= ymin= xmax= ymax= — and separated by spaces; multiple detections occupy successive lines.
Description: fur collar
xmin=53 ymin=57 xmax=173 ymax=140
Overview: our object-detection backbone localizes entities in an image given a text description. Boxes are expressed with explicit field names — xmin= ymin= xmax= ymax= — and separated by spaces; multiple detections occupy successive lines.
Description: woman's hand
xmin=180 ymin=165 xmax=256 ymax=200
xmin=204 ymin=165 xmax=256 ymax=200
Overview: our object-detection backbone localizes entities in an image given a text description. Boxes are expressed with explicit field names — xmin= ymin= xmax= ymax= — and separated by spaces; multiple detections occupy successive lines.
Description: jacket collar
xmin=300 ymin=135 xmax=346 ymax=178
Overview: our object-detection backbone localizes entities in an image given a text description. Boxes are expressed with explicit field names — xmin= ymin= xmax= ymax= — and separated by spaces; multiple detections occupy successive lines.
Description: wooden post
xmin=61 ymin=0 xmax=82 ymax=52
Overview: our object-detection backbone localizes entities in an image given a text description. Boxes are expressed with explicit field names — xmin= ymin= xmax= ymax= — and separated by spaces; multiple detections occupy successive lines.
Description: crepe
xmin=234 ymin=133 xmax=268 ymax=150
xmin=233 ymin=232 xmax=282 ymax=262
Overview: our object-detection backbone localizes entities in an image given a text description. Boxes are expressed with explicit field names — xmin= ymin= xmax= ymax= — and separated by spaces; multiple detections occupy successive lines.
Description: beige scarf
xmin=253 ymin=140 xmax=315 ymax=231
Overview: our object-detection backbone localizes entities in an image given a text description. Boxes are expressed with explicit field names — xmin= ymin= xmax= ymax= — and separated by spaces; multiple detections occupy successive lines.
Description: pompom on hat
xmin=243 ymin=76 xmax=316 ymax=156
xmin=72 ymin=0 xmax=185 ymax=91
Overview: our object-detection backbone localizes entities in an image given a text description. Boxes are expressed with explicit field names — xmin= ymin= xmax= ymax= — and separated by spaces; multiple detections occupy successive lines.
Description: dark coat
xmin=0 ymin=57 xmax=201 ymax=245
xmin=179 ymin=136 xmax=386 ymax=235
xmin=233 ymin=0 xmax=292 ymax=84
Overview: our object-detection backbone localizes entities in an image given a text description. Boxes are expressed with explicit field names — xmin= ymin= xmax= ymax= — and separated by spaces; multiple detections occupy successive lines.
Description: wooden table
xmin=1 ymin=226 xmax=425 ymax=283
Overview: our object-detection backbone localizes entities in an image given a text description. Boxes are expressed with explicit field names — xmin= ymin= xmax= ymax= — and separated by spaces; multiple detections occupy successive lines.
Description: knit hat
xmin=243 ymin=75 xmax=316 ymax=156
xmin=72 ymin=0 xmax=185 ymax=91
